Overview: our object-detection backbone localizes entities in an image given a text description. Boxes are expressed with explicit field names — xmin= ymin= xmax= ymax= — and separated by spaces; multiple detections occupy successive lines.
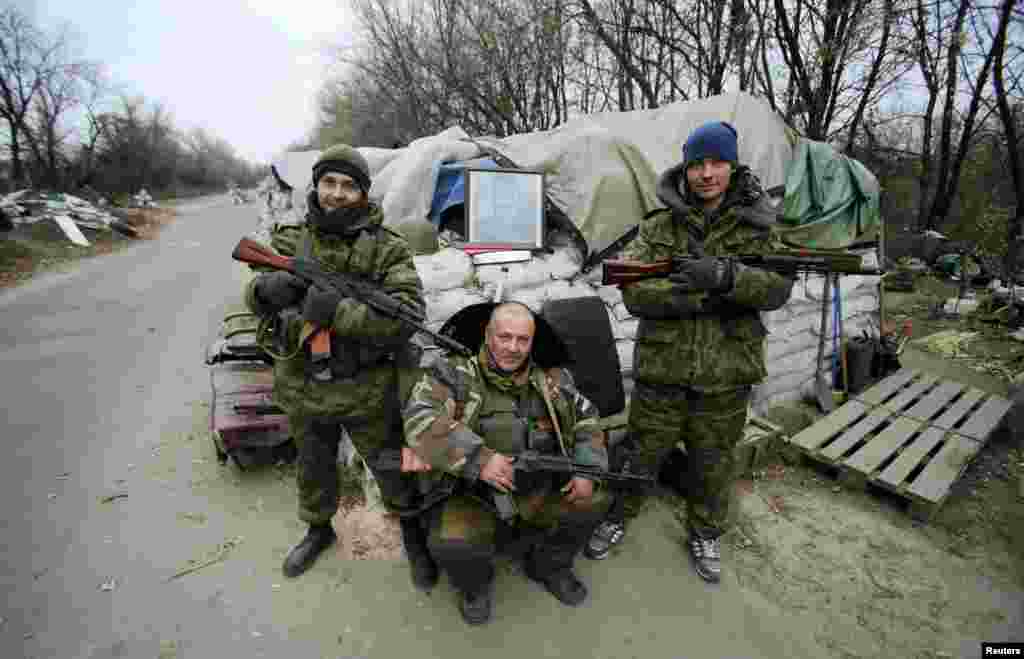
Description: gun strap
xmin=430 ymin=359 xmax=467 ymax=421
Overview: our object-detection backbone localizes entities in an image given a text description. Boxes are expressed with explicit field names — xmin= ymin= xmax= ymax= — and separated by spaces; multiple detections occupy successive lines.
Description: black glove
xmin=668 ymin=257 xmax=734 ymax=293
xmin=302 ymin=286 xmax=344 ymax=327
xmin=254 ymin=272 xmax=307 ymax=312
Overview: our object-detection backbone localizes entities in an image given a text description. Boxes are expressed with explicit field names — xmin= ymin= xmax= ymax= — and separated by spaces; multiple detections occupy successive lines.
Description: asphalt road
xmin=0 ymin=197 xmax=825 ymax=659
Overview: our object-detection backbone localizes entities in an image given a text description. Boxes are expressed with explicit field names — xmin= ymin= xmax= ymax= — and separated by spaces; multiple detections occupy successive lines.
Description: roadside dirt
xmin=150 ymin=272 xmax=1022 ymax=658
xmin=0 ymin=207 xmax=177 ymax=289
xmin=726 ymin=277 xmax=1024 ymax=658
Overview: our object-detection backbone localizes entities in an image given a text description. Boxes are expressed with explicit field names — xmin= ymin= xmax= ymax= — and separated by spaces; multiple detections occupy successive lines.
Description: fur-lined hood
xmin=654 ymin=163 xmax=778 ymax=229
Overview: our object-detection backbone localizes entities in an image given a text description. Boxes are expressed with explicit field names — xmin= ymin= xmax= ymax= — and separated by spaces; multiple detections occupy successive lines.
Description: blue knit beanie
xmin=683 ymin=121 xmax=738 ymax=167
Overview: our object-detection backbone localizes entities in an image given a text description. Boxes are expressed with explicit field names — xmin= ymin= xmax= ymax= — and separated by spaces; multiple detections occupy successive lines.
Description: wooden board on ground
xmin=788 ymin=400 xmax=869 ymax=453
xmin=785 ymin=369 xmax=1012 ymax=522
xmin=855 ymin=368 xmax=918 ymax=406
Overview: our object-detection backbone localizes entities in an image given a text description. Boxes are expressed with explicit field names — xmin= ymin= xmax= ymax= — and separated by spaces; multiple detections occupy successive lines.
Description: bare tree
xmin=920 ymin=0 xmax=1005 ymax=229
xmin=345 ymin=0 xmax=576 ymax=138
xmin=990 ymin=0 xmax=1022 ymax=277
xmin=771 ymin=0 xmax=912 ymax=141
xmin=571 ymin=0 xmax=756 ymax=108
xmin=24 ymin=54 xmax=102 ymax=188
xmin=0 ymin=6 xmax=62 ymax=186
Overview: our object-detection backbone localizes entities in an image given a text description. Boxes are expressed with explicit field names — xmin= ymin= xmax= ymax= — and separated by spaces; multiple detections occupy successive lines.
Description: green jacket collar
xmin=654 ymin=163 xmax=778 ymax=231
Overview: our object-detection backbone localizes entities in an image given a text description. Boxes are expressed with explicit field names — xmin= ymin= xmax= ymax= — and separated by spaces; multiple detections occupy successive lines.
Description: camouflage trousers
xmin=618 ymin=382 xmax=752 ymax=538
xmin=423 ymin=478 xmax=611 ymax=595
xmin=290 ymin=396 xmax=407 ymax=526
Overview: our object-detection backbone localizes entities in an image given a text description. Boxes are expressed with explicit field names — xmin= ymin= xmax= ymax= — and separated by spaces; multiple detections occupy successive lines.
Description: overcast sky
xmin=23 ymin=0 xmax=355 ymax=164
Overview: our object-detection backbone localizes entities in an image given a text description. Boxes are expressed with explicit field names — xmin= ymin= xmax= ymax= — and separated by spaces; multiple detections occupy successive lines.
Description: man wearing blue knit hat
xmin=585 ymin=121 xmax=794 ymax=584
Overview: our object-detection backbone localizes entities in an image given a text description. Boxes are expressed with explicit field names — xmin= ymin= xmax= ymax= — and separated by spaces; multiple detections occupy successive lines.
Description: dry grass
xmin=0 ymin=207 xmax=178 ymax=289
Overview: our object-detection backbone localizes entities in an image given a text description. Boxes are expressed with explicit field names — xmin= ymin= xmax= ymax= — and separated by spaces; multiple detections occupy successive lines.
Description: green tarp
xmin=776 ymin=139 xmax=881 ymax=249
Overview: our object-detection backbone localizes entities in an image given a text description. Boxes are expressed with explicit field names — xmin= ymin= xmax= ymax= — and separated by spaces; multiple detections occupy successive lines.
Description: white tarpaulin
xmin=265 ymin=93 xmax=879 ymax=414
xmin=272 ymin=92 xmax=798 ymax=253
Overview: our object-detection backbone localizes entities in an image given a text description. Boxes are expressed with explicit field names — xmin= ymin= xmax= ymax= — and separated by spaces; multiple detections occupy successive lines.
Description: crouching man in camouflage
xmin=400 ymin=302 xmax=611 ymax=625
xmin=243 ymin=144 xmax=428 ymax=581
xmin=585 ymin=121 xmax=794 ymax=583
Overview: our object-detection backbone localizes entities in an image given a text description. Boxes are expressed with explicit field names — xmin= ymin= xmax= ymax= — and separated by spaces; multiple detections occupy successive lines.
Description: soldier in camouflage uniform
xmin=243 ymin=144 xmax=429 ymax=581
xmin=585 ymin=122 xmax=794 ymax=583
xmin=401 ymin=302 xmax=611 ymax=625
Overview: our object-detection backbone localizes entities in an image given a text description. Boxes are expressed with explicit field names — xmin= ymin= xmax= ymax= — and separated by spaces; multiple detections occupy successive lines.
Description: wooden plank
xmin=789 ymin=400 xmax=869 ymax=452
xmin=931 ymin=389 xmax=985 ymax=431
xmin=819 ymin=410 xmax=894 ymax=462
xmin=855 ymin=368 xmax=918 ymax=406
xmin=843 ymin=416 xmax=923 ymax=475
xmin=902 ymin=381 xmax=967 ymax=422
xmin=875 ymin=426 xmax=946 ymax=491
xmin=906 ymin=433 xmax=982 ymax=503
xmin=880 ymin=373 xmax=940 ymax=413
xmin=954 ymin=396 xmax=1013 ymax=441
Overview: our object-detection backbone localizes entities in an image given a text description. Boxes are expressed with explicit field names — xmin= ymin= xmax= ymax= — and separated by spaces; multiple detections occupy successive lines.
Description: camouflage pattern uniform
xmin=402 ymin=345 xmax=611 ymax=598
xmin=244 ymin=204 xmax=425 ymax=525
xmin=620 ymin=164 xmax=794 ymax=538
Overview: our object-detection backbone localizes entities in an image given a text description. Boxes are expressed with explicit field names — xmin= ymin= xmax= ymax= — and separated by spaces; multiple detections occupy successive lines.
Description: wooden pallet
xmin=786 ymin=368 xmax=1013 ymax=520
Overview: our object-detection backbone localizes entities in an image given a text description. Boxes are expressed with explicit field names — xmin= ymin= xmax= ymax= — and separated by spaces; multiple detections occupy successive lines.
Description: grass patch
xmin=0 ymin=208 xmax=177 ymax=289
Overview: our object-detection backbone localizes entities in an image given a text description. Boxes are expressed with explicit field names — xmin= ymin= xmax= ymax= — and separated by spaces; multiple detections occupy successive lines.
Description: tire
xmin=541 ymin=296 xmax=625 ymax=418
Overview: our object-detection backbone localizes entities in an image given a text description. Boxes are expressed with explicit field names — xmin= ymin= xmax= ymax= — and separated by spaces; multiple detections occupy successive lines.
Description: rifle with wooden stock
xmin=232 ymin=237 xmax=472 ymax=378
xmin=602 ymin=249 xmax=881 ymax=287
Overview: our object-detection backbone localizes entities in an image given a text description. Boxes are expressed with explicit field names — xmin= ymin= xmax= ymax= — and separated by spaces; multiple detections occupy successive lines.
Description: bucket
xmin=847 ymin=336 xmax=877 ymax=394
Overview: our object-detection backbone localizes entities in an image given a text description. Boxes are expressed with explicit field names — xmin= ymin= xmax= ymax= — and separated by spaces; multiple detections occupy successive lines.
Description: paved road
xmin=0 ymin=198 xmax=825 ymax=659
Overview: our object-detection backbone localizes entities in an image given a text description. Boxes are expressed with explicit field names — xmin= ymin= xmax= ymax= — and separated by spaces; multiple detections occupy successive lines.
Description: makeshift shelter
xmin=265 ymin=92 xmax=883 ymax=412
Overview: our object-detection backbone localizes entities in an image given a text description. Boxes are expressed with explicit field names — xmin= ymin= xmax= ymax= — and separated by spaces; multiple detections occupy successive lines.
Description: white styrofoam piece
xmin=613 ymin=318 xmax=639 ymax=340
xmin=53 ymin=214 xmax=90 ymax=246
xmin=595 ymin=284 xmax=624 ymax=307
xmin=616 ymin=339 xmax=635 ymax=374
xmin=472 ymin=250 xmax=532 ymax=265
xmin=610 ymin=301 xmax=633 ymax=322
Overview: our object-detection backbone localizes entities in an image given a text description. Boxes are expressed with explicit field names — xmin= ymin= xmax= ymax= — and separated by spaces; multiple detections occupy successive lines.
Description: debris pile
xmin=0 ymin=189 xmax=139 ymax=242
xmin=132 ymin=188 xmax=157 ymax=208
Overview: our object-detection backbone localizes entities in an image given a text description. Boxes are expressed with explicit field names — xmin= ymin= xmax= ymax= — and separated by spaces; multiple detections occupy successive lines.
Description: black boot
xmin=459 ymin=578 xmax=494 ymax=625
xmin=526 ymin=522 xmax=594 ymax=607
xmin=282 ymin=523 xmax=336 ymax=578
xmin=399 ymin=517 xmax=438 ymax=592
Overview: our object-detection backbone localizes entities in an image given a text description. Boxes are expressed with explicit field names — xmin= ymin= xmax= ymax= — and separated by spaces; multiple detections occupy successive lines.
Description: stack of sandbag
xmin=413 ymin=246 xmax=638 ymax=385
xmin=414 ymin=246 xmax=881 ymax=414
xmin=758 ymin=273 xmax=880 ymax=412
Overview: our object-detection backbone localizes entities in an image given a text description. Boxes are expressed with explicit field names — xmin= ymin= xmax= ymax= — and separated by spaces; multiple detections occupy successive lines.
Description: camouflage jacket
xmin=243 ymin=204 xmax=425 ymax=419
xmin=402 ymin=352 xmax=608 ymax=494
xmin=622 ymin=164 xmax=794 ymax=391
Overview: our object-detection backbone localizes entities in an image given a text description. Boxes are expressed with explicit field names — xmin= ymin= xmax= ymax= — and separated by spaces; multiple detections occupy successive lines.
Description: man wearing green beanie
xmin=585 ymin=121 xmax=794 ymax=584
xmin=243 ymin=144 xmax=435 ymax=588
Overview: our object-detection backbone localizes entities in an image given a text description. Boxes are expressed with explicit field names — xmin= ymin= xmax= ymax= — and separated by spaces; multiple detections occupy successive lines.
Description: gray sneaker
xmin=688 ymin=535 xmax=721 ymax=583
xmin=584 ymin=520 xmax=625 ymax=560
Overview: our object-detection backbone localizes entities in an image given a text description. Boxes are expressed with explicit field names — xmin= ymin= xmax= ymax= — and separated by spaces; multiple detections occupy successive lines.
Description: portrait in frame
xmin=464 ymin=168 xmax=546 ymax=250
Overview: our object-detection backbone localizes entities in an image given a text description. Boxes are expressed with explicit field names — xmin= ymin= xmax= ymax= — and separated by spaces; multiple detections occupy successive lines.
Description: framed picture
xmin=464 ymin=168 xmax=545 ymax=249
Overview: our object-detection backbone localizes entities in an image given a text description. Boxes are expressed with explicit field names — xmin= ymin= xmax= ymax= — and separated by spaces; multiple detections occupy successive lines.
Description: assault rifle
xmin=232 ymin=238 xmax=472 ymax=378
xmin=375 ymin=448 xmax=655 ymax=520
xmin=602 ymin=249 xmax=881 ymax=287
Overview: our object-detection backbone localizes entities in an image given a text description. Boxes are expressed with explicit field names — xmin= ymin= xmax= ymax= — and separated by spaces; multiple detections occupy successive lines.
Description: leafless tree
xmin=990 ymin=0 xmax=1022 ymax=277
xmin=0 ymin=6 xmax=62 ymax=185
xmin=770 ymin=0 xmax=913 ymax=141
xmin=916 ymin=0 xmax=1006 ymax=230
xmin=344 ymin=0 xmax=575 ymax=139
